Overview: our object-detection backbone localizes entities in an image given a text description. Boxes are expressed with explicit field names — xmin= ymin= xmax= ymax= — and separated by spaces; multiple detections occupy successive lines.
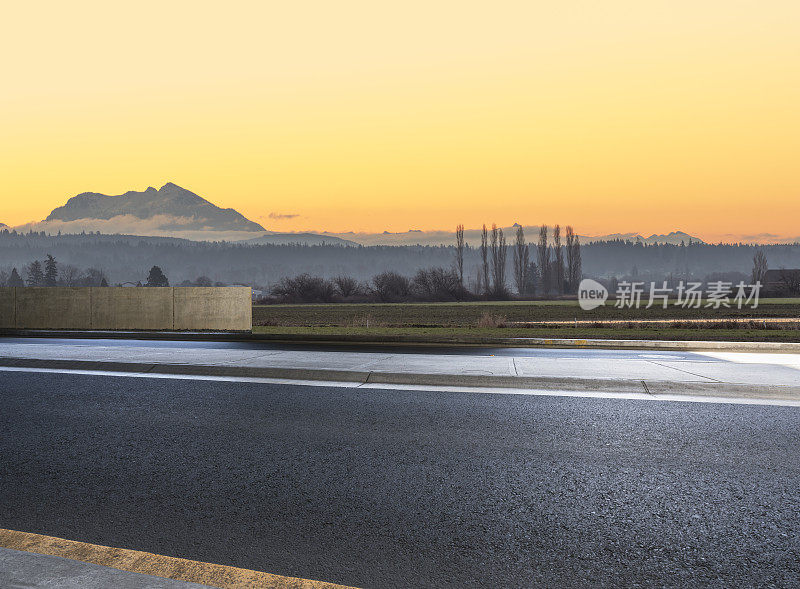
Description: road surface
xmin=2 ymin=369 xmax=799 ymax=587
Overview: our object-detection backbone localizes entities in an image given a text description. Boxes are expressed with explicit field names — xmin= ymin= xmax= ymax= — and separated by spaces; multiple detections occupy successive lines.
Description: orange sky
xmin=2 ymin=1 xmax=799 ymax=241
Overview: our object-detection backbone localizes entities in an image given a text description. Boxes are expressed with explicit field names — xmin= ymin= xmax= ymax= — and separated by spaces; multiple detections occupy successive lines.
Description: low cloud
xmin=267 ymin=212 xmax=300 ymax=220
xmin=716 ymin=232 xmax=800 ymax=244
xmin=11 ymin=215 xmax=264 ymax=242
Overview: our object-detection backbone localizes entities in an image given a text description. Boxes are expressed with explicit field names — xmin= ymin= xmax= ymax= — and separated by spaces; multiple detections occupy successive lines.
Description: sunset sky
xmin=2 ymin=1 xmax=799 ymax=241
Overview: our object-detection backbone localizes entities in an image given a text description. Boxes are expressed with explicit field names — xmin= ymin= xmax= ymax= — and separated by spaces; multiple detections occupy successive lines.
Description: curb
xmin=0 ymin=528 xmax=356 ymax=589
xmin=3 ymin=357 xmax=800 ymax=401
xmin=3 ymin=330 xmax=800 ymax=352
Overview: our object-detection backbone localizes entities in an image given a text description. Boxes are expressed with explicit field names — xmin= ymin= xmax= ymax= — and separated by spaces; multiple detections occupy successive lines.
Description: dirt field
xmin=252 ymin=299 xmax=800 ymax=342
xmin=254 ymin=299 xmax=800 ymax=328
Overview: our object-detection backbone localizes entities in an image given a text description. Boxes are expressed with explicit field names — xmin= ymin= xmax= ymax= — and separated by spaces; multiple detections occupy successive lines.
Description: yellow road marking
xmin=0 ymin=528 xmax=358 ymax=589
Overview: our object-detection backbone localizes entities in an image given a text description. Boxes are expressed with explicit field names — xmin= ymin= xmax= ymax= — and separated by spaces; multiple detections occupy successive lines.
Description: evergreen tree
xmin=44 ymin=254 xmax=58 ymax=286
xmin=8 ymin=268 xmax=24 ymax=287
xmin=26 ymin=260 xmax=44 ymax=286
xmin=146 ymin=266 xmax=169 ymax=287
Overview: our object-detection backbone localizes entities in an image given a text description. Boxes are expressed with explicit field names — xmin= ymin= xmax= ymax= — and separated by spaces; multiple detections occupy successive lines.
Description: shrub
xmin=371 ymin=271 xmax=412 ymax=302
xmin=334 ymin=275 xmax=362 ymax=299
xmin=412 ymin=267 xmax=464 ymax=301
xmin=271 ymin=274 xmax=335 ymax=303
xmin=477 ymin=312 xmax=506 ymax=328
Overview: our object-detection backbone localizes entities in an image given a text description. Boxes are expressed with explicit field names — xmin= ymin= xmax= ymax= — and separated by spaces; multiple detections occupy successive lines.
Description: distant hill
xmin=323 ymin=227 xmax=704 ymax=247
xmin=239 ymin=232 xmax=358 ymax=247
xmin=643 ymin=231 xmax=703 ymax=245
xmin=46 ymin=182 xmax=265 ymax=232
xmin=590 ymin=231 xmax=703 ymax=245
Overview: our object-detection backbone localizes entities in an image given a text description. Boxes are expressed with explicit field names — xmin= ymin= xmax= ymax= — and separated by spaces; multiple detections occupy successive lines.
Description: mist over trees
xmin=0 ymin=250 xmax=110 ymax=287
xmin=1 ymin=229 xmax=799 ymax=294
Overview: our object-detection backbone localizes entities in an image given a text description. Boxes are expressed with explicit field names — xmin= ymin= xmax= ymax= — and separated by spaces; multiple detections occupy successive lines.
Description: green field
xmin=252 ymin=299 xmax=800 ymax=343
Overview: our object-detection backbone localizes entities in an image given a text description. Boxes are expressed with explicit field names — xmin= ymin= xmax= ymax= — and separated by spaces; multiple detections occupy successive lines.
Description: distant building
xmin=763 ymin=269 xmax=800 ymax=296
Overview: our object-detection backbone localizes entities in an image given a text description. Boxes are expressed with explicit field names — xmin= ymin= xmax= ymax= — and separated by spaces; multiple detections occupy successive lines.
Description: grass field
xmin=252 ymin=299 xmax=800 ymax=342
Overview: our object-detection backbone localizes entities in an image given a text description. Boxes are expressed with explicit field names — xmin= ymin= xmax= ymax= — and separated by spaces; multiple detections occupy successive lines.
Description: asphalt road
xmin=2 ymin=371 xmax=800 ymax=587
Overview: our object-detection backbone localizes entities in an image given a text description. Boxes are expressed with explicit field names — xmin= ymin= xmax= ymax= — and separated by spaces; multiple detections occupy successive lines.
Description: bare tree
xmin=489 ymin=224 xmax=508 ymax=297
xmin=498 ymin=228 xmax=508 ymax=297
xmin=571 ymin=233 xmax=582 ymax=292
xmin=537 ymin=225 xmax=549 ymax=296
xmin=553 ymin=225 xmax=564 ymax=295
xmin=752 ymin=250 xmax=768 ymax=284
xmin=334 ymin=275 xmax=361 ymax=299
xmin=371 ymin=271 xmax=411 ymax=302
xmin=565 ymin=226 xmax=582 ymax=293
xmin=565 ymin=226 xmax=575 ymax=292
xmin=777 ymin=269 xmax=800 ymax=295
xmin=513 ymin=225 xmax=529 ymax=296
xmin=271 ymin=274 xmax=335 ymax=303
xmin=455 ymin=224 xmax=465 ymax=287
xmin=83 ymin=268 xmax=109 ymax=287
xmin=60 ymin=264 xmax=83 ymax=286
xmin=524 ymin=262 xmax=539 ymax=297
xmin=480 ymin=224 xmax=490 ymax=296
xmin=413 ymin=267 xmax=462 ymax=301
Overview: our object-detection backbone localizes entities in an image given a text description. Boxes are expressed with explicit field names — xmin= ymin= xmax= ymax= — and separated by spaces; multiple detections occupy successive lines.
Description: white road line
xmin=2 ymin=365 xmax=800 ymax=408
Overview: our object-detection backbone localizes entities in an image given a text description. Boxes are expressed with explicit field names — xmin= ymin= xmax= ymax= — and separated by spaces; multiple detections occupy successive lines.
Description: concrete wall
xmin=16 ymin=287 xmax=93 ymax=329
xmin=92 ymin=287 xmax=174 ymax=330
xmin=0 ymin=287 xmax=15 ymax=329
xmin=1 ymin=287 xmax=251 ymax=331
xmin=174 ymin=287 xmax=252 ymax=331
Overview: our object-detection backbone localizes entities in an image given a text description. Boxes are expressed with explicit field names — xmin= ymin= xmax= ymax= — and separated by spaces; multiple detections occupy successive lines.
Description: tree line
xmin=269 ymin=268 xmax=467 ymax=303
xmin=0 ymin=255 xmax=109 ymax=287
xmin=0 ymin=254 xmax=173 ymax=288
xmin=267 ymin=224 xmax=583 ymax=303
xmin=2 ymin=228 xmax=799 ymax=290
xmin=454 ymin=223 xmax=582 ymax=298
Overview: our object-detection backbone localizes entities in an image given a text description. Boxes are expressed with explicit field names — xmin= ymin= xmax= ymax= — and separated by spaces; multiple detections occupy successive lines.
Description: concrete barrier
xmin=174 ymin=287 xmax=252 ymax=332
xmin=16 ymin=287 xmax=92 ymax=330
xmin=1 ymin=287 xmax=251 ymax=332
xmin=92 ymin=287 xmax=174 ymax=331
xmin=0 ymin=288 xmax=15 ymax=329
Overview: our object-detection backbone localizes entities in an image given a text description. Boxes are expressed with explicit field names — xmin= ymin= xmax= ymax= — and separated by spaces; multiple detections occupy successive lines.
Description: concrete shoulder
xmin=0 ymin=529 xmax=358 ymax=589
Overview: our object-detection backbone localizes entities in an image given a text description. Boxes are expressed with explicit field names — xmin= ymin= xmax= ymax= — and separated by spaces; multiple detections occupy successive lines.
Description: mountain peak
xmin=45 ymin=183 xmax=265 ymax=233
